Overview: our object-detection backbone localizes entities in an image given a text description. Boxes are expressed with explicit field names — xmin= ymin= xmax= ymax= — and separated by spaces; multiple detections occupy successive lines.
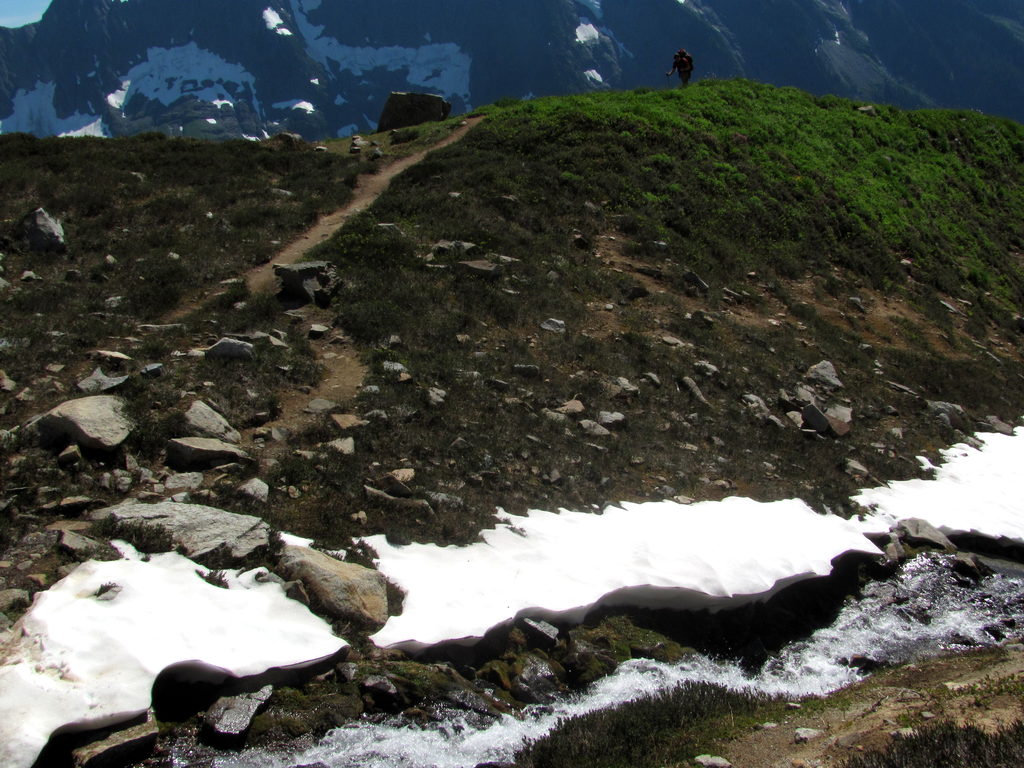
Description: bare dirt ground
xmin=716 ymin=644 xmax=1024 ymax=768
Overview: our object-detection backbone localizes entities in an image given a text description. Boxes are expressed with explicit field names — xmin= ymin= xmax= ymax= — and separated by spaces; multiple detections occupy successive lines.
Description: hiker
xmin=666 ymin=47 xmax=694 ymax=87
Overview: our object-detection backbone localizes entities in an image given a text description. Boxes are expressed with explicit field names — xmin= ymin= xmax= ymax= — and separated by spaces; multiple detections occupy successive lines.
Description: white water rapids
xmin=208 ymin=553 xmax=1024 ymax=768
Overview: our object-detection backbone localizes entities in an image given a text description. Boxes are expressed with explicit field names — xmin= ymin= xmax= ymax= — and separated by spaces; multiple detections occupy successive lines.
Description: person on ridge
xmin=666 ymin=47 xmax=694 ymax=87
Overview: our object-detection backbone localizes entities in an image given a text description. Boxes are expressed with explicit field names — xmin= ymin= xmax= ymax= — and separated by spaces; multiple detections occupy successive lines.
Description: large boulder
xmin=273 ymin=261 xmax=340 ymax=307
xmin=36 ymin=396 xmax=132 ymax=451
xmin=166 ymin=437 xmax=249 ymax=470
xmin=277 ymin=545 xmax=389 ymax=629
xmin=185 ymin=401 xmax=241 ymax=444
xmin=377 ymin=92 xmax=452 ymax=132
xmin=20 ymin=208 xmax=66 ymax=253
xmin=90 ymin=500 xmax=271 ymax=565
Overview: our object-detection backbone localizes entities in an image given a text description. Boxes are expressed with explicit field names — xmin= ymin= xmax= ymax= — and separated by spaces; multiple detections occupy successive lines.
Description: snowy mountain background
xmin=1 ymin=0 xmax=1022 ymax=140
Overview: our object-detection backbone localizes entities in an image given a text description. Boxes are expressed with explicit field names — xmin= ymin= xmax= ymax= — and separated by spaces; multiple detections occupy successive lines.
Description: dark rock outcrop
xmin=377 ymin=92 xmax=452 ymax=132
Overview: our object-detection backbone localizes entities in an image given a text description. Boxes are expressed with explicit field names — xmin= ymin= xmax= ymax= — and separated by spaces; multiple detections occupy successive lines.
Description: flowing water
xmin=206 ymin=553 xmax=1024 ymax=768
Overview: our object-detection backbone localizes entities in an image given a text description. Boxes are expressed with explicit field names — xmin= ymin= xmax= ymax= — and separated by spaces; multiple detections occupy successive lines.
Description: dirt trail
xmin=231 ymin=117 xmax=482 ymax=450
xmin=246 ymin=116 xmax=483 ymax=295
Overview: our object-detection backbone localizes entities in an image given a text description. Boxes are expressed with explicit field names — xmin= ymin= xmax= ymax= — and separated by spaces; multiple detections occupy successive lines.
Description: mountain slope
xmin=1 ymin=0 xmax=1023 ymax=140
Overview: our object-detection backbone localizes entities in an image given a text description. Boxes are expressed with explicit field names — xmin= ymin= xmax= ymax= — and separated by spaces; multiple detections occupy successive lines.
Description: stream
xmin=208 ymin=552 xmax=1024 ymax=768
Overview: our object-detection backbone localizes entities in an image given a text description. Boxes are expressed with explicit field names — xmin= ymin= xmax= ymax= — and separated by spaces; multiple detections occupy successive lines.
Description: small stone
xmin=308 ymin=324 xmax=330 ymax=339
xmin=238 ymin=477 xmax=270 ymax=503
xmin=206 ymin=337 xmax=255 ymax=361
xmin=694 ymin=756 xmax=732 ymax=768
xmin=794 ymin=727 xmax=824 ymax=743
xmin=325 ymin=437 xmax=356 ymax=456
xmin=540 ymin=318 xmax=566 ymax=333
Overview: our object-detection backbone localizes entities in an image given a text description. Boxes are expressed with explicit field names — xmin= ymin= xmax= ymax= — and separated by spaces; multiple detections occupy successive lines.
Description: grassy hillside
xmin=4 ymin=77 xmax=1024 ymax=768
xmin=3 ymin=80 xmax=1024 ymax=553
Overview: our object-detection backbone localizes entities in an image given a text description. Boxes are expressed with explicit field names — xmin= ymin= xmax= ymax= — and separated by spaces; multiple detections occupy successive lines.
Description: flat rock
xmin=166 ymin=437 xmax=249 ymax=470
xmin=277 ymin=545 xmax=389 ymax=628
xmin=90 ymin=500 xmax=271 ymax=566
xmin=206 ymin=338 xmax=254 ymax=361
xmin=805 ymin=360 xmax=843 ymax=389
xmin=185 ymin=401 xmax=241 ymax=444
xmin=897 ymin=517 xmax=957 ymax=553
xmin=71 ymin=717 xmax=158 ymax=768
xmin=77 ymin=367 xmax=129 ymax=393
xmin=201 ymin=685 xmax=273 ymax=748
xmin=37 ymin=396 xmax=133 ymax=451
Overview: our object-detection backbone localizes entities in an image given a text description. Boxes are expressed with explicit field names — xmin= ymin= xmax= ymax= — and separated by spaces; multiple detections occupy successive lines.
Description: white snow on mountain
xmin=287 ymin=0 xmax=471 ymax=103
xmin=576 ymin=21 xmax=600 ymax=44
xmin=0 ymin=545 xmax=344 ymax=768
xmin=0 ymin=81 xmax=107 ymax=136
xmin=119 ymin=42 xmax=262 ymax=113
xmin=262 ymin=7 xmax=293 ymax=36
xmin=365 ymin=497 xmax=880 ymax=651
xmin=584 ymin=69 xmax=604 ymax=83
xmin=274 ymin=99 xmax=316 ymax=112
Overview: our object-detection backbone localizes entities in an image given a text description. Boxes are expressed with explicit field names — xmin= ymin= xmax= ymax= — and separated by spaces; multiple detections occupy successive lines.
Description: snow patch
xmin=855 ymin=428 xmax=1024 ymax=544
xmin=287 ymin=0 xmax=470 ymax=104
xmin=0 ymin=81 xmax=107 ymax=137
xmin=0 ymin=547 xmax=343 ymax=768
xmin=274 ymin=99 xmax=316 ymax=113
xmin=262 ymin=7 xmax=292 ymax=35
xmin=366 ymin=497 xmax=880 ymax=650
xmin=576 ymin=21 xmax=600 ymax=44
xmin=584 ymin=69 xmax=604 ymax=83
xmin=118 ymin=42 xmax=262 ymax=115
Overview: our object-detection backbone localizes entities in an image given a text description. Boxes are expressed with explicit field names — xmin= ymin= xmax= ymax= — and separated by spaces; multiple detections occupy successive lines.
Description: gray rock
xmin=324 ymin=437 xmax=355 ymax=455
xmin=805 ymin=360 xmax=843 ymax=389
xmin=140 ymin=363 xmax=165 ymax=378
xmin=77 ymin=367 xmax=129 ymax=393
xmin=579 ymin=420 xmax=611 ymax=437
xmin=238 ymin=477 xmax=270 ymax=503
xmin=166 ymin=437 xmax=249 ymax=469
xmin=202 ymin=685 xmax=273 ymax=748
xmin=37 ymin=395 xmax=133 ymax=451
xmin=511 ymin=654 xmax=563 ymax=704
xmin=794 ymin=727 xmax=824 ymax=743
xmin=458 ymin=259 xmax=502 ymax=278
xmin=90 ymin=500 xmax=271 ymax=566
xmin=277 ymin=545 xmax=389 ymax=628
xmin=164 ymin=472 xmax=205 ymax=492
xmin=59 ymin=530 xmax=118 ymax=561
xmin=71 ymin=717 xmax=158 ymax=768
xmin=185 ymin=401 xmax=241 ymax=444
xmin=21 ymin=208 xmax=66 ymax=253
xmin=520 ymin=618 xmax=560 ymax=649
xmin=377 ymin=91 xmax=452 ymax=132
xmin=540 ymin=318 xmax=566 ymax=333
xmin=741 ymin=393 xmax=770 ymax=418
xmin=426 ymin=387 xmax=447 ymax=407
xmin=304 ymin=398 xmax=339 ymax=414
xmin=206 ymin=337 xmax=255 ymax=361
xmin=681 ymin=376 xmax=709 ymax=406
xmin=926 ymin=400 xmax=968 ymax=430
xmin=897 ymin=517 xmax=956 ymax=553
xmin=985 ymin=415 xmax=1016 ymax=436
xmin=273 ymin=261 xmax=340 ymax=307
xmin=694 ymin=756 xmax=733 ymax=768
xmin=597 ymin=411 xmax=626 ymax=429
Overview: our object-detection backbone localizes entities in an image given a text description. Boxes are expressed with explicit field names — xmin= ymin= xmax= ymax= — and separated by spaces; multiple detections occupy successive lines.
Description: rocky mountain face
xmin=0 ymin=0 xmax=1021 ymax=141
